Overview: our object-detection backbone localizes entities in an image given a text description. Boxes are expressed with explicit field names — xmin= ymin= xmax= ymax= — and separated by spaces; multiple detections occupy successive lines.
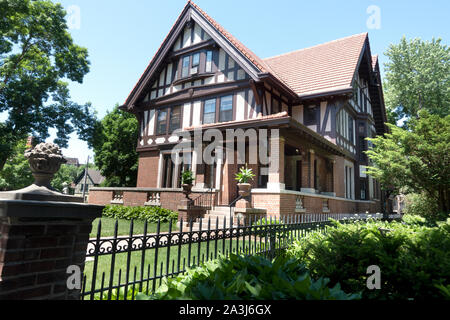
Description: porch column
xmin=301 ymin=149 xmax=316 ymax=193
xmin=333 ymin=155 xmax=345 ymax=198
xmin=267 ymin=133 xmax=285 ymax=191
xmin=172 ymin=153 xmax=180 ymax=188
xmin=156 ymin=152 xmax=164 ymax=188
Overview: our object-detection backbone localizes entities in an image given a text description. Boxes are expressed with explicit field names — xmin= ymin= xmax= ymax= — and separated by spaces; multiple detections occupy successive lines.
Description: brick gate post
xmin=0 ymin=143 xmax=103 ymax=300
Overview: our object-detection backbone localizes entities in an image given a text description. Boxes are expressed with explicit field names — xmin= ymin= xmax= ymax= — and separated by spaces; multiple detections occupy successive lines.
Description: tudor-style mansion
xmin=89 ymin=1 xmax=388 ymax=217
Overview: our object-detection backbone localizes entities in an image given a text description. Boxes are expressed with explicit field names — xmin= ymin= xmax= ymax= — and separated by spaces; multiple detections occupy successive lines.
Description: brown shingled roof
xmin=264 ymin=33 xmax=369 ymax=98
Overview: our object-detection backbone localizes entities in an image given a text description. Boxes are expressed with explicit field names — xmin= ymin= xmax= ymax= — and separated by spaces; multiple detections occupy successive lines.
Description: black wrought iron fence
xmin=81 ymin=212 xmax=387 ymax=300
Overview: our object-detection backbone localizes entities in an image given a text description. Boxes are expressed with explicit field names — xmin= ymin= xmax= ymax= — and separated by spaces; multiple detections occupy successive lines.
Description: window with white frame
xmin=344 ymin=162 xmax=354 ymax=199
xmin=337 ymin=108 xmax=355 ymax=145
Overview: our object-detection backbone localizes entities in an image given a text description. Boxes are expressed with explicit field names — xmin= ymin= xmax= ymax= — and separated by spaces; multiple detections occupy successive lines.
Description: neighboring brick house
xmin=90 ymin=1 xmax=388 ymax=215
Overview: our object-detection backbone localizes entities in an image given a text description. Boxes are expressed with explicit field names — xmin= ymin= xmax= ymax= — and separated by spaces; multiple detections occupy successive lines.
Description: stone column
xmin=267 ymin=133 xmax=285 ymax=191
xmin=0 ymin=143 xmax=103 ymax=300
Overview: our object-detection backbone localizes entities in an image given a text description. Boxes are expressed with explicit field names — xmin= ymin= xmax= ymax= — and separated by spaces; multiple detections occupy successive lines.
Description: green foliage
xmin=136 ymin=254 xmax=359 ymax=300
xmin=403 ymin=193 xmax=447 ymax=221
xmin=51 ymin=164 xmax=80 ymax=193
xmin=0 ymin=139 xmax=33 ymax=190
xmin=102 ymin=205 xmax=178 ymax=223
xmin=92 ymin=105 xmax=138 ymax=187
xmin=285 ymin=217 xmax=450 ymax=300
xmin=235 ymin=164 xmax=256 ymax=184
xmin=384 ymin=37 xmax=450 ymax=126
xmin=181 ymin=170 xmax=194 ymax=185
xmin=366 ymin=111 xmax=450 ymax=214
xmin=0 ymin=0 xmax=96 ymax=170
xmin=253 ymin=217 xmax=291 ymax=240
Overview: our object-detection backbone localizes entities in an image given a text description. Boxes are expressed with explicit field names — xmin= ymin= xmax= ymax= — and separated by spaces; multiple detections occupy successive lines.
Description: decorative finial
xmin=24 ymin=142 xmax=67 ymax=188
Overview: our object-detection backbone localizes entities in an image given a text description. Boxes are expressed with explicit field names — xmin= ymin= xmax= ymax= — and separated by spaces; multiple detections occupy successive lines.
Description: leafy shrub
xmin=235 ymin=164 xmax=256 ymax=183
xmin=102 ymin=205 xmax=178 ymax=223
xmin=404 ymin=193 xmax=448 ymax=221
xmin=136 ymin=254 xmax=360 ymax=300
xmin=181 ymin=170 xmax=195 ymax=185
xmin=285 ymin=217 xmax=450 ymax=300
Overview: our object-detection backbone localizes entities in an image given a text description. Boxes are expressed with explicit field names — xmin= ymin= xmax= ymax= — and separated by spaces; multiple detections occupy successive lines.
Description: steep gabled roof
xmin=74 ymin=169 xmax=105 ymax=186
xmin=124 ymin=1 xmax=286 ymax=109
xmin=263 ymin=33 xmax=369 ymax=98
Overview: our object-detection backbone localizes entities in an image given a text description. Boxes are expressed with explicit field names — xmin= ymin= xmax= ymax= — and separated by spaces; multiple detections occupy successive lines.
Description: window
xmin=205 ymin=50 xmax=213 ymax=72
xmin=336 ymin=108 xmax=355 ymax=145
xmin=191 ymin=53 xmax=200 ymax=74
xmin=156 ymin=109 xmax=168 ymax=135
xmin=304 ymin=106 xmax=317 ymax=125
xmin=360 ymin=178 xmax=367 ymax=200
xmin=219 ymin=95 xmax=233 ymax=122
xmin=162 ymin=153 xmax=174 ymax=188
xmin=348 ymin=114 xmax=354 ymax=143
xmin=344 ymin=164 xmax=354 ymax=199
xmin=203 ymin=99 xmax=216 ymax=124
xmin=181 ymin=56 xmax=190 ymax=78
xmin=169 ymin=106 xmax=181 ymax=132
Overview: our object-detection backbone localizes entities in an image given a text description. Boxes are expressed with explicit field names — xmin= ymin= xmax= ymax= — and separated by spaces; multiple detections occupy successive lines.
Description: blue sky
xmin=47 ymin=0 xmax=449 ymax=162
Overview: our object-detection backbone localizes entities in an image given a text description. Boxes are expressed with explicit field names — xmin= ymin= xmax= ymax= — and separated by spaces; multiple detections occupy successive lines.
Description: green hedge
xmin=136 ymin=254 xmax=360 ymax=300
xmin=285 ymin=216 xmax=450 ymax=300
xmin=102 ymin=205 xmax=178 ymax=223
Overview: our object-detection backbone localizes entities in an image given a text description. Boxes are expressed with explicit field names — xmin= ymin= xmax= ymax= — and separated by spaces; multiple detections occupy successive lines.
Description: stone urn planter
xmin=24 ymin=142 xmax=67 ymax=189
xmin=182 ymin=183 xmax=193 ymax=198
xmin=237 ymin=183 xmax=251 ymax=197
xmin=181 ymin=170 xmax=195 ymax=200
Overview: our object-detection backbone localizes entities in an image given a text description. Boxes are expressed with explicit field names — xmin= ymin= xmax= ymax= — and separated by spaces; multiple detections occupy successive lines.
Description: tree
xmin=384 ymin=37 xmax=449 ymax=126
xmin=51 ymin=163 xmax=80 ymax=193
xmin=0 ymin=139 xmax=33 ymax=190
xmin=92 ymin=105 xmax=138 ymax=187
xmin=366 ymin=111 xmax=450 ymax=215
xmin=0 ymin=0 xmax=97 ymax=170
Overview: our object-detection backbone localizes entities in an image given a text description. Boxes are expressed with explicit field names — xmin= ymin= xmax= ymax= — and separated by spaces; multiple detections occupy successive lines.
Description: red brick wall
xmin=123 ymin=191 xmax=147 ymax=207
xmin=137 ymin=150 xmax=160 ymax=187
xmin=88 ymin=189 xmax=217 ymax=213
xmin=252 ymin=192 xmax=381 ymax=217
xmin=0 ymin=217 xmax=93 ymax=300
xmin=88 ymin=190 xmax=113 ymax=205
xmin=333 ymin=156 xmax=345 ymax=197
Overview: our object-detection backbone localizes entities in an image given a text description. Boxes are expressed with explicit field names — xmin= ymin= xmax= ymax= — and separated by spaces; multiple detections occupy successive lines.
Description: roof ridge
xmin=263 ymin=32 xmax=368 ymax=61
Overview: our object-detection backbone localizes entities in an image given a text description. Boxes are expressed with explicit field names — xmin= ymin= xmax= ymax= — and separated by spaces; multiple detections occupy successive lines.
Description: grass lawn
xmin=90 ymin=217 xmax=174 ymax=238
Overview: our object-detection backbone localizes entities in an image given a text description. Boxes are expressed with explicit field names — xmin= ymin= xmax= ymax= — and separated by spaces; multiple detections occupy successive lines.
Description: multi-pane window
xmin=336 ymin=108 xmax=355 ymax=144
xmin=205 ymin=50 xmax=213 ymax=72
xmin=181 ymin=56 xmax=190 ymax=78
xmin=156 ymin=109 xmax=168 ymax=135
xmin=169 ymin=106 xmax=181 ymax=132
xmin=344 ymin=164 xmax=354 ymax=199
xmin=219 ymin=95 xmax=233 ymax=122
xmin=203 ymin=99 xmax=216 ymax=124
xmin=191 ymin=53 xmax=200 ymax=74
